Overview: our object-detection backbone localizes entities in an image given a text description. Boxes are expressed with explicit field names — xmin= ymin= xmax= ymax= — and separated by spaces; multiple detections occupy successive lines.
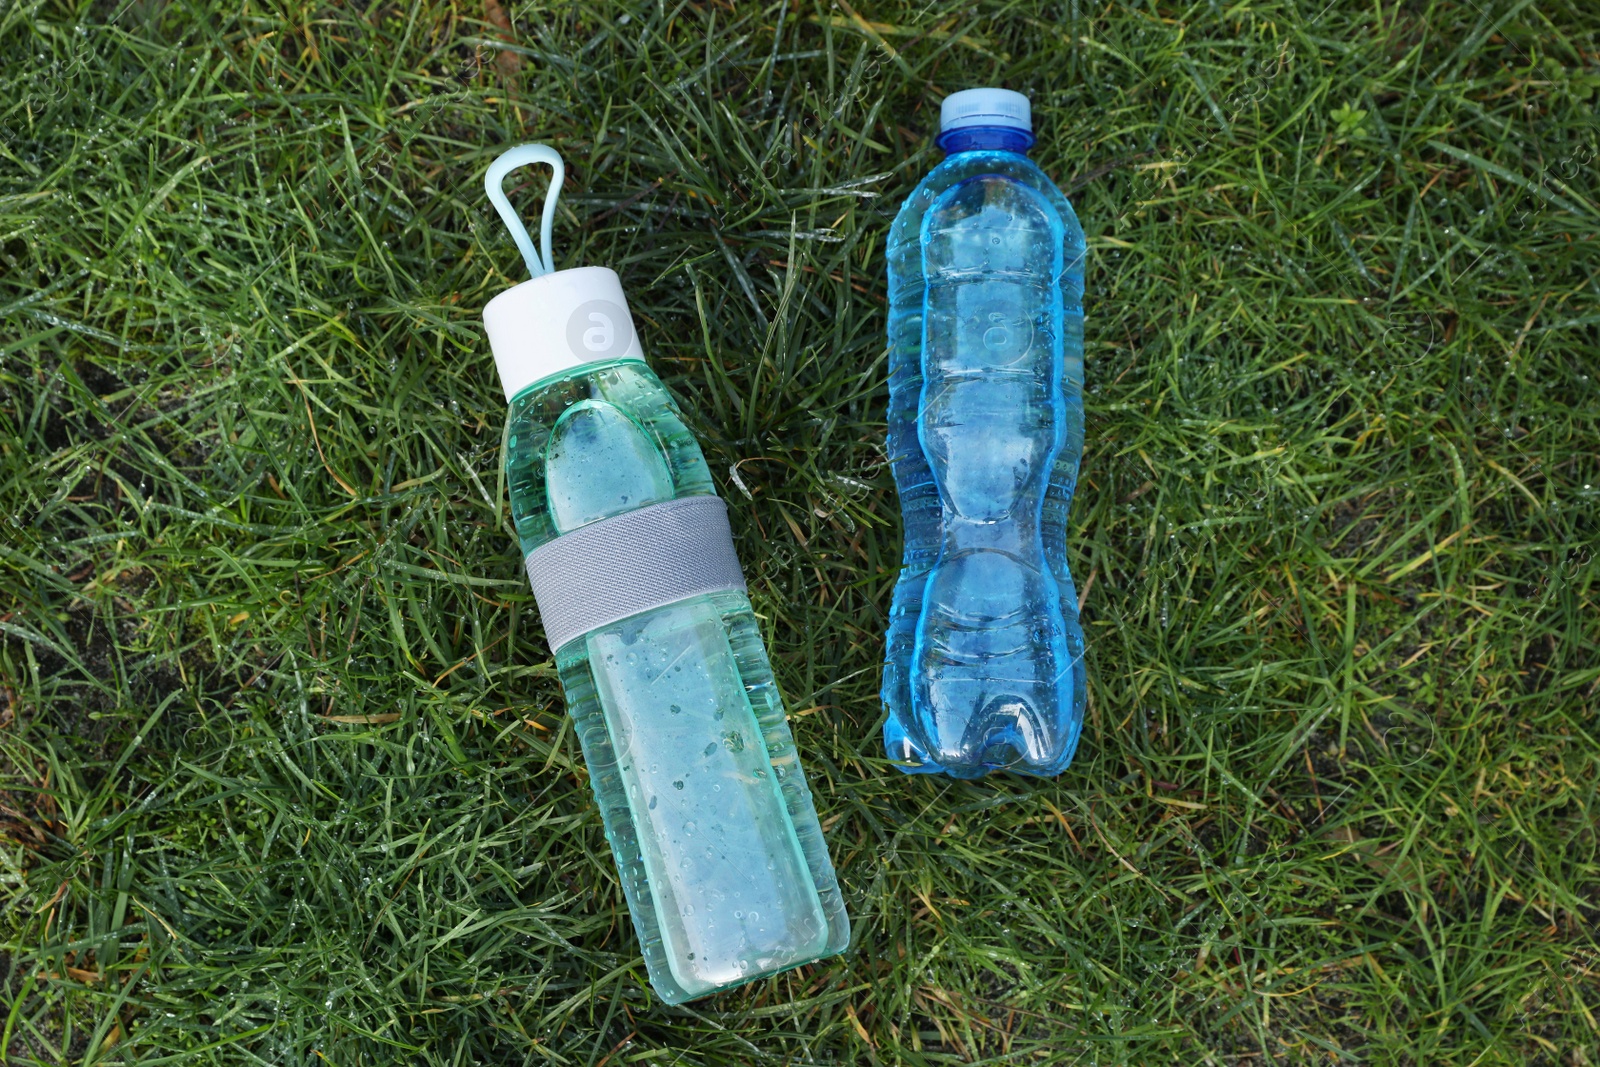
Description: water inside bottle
xmin=883 ymin=141 xmax=1088 ymax=778
xmin=546 ymin=396 xmax=827 ymax=994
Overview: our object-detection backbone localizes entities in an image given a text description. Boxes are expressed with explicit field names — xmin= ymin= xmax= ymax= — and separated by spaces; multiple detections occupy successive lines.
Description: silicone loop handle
xmin=485 ymin=143 xmax=565 ymax=278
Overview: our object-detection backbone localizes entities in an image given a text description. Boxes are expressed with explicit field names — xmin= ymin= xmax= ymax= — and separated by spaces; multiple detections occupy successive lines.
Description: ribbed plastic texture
xmin=939 ymin=87 xmax=1031 ymax=133
xmin=881 ymin=117 xmax=1089 ymax=778
xmin=504 ymin=357 xmax=849 ymax=1003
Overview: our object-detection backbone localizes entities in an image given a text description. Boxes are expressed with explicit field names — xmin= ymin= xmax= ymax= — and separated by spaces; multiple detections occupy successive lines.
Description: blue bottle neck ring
xmin=936 ymin=125 xmax=1036 ymax=155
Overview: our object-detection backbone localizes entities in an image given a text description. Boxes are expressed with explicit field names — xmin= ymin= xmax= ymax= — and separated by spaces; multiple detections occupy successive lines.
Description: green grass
xmin=2 ymin=0 xmax=1598 ymax=1062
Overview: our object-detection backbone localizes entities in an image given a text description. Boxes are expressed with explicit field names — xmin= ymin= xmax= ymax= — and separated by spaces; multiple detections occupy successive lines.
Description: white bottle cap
xmin=939 ymin=88 xmax=1032 ymax=134
xmin=481 ymin=265 xmax=645 ymax=401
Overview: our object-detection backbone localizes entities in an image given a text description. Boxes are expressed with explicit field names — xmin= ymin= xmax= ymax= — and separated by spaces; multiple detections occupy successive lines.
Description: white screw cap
xmin=939 ymin=88 xmax=1032 ymax=133
xmin=482 ymin=266 xmax=645 ymax=401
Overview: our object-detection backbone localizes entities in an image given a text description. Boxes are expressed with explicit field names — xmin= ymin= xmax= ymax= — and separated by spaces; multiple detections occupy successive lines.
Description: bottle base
xmin=649 ymin=938 xmax=849 ymax=1005
xmin=882 ymin=707 xmax=1082 ymax=779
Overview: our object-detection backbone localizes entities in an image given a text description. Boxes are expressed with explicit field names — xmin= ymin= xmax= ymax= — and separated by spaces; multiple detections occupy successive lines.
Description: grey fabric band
xmin=524 ymin=495 xmax=747 ymax=652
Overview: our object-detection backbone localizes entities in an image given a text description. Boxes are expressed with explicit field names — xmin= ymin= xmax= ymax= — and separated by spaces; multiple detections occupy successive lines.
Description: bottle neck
xmin=936 ymin=125 xmax=1035 ymax=155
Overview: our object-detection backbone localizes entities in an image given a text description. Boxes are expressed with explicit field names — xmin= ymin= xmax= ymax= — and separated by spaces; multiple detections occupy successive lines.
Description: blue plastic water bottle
xmin=881 ymin=89 xmax=1088 ymax=778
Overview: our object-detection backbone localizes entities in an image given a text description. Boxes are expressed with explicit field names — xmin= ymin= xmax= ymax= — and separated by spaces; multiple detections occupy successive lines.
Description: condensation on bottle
xmin=478 ymin=146 xmax=847 ymax=1004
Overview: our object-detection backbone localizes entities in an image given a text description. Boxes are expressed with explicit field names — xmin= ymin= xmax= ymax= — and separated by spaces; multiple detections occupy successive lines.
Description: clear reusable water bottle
xmin=881 ymin=89 xmax=1088 ymax=778
xmin=479 ymin=145 xmax=848 ymax=1003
